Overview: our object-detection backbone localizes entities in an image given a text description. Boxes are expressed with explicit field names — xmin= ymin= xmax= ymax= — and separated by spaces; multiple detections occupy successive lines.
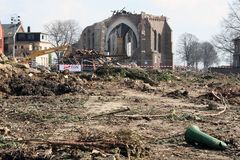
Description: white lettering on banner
xmin=59 ymin=64 xmax=82 ymax=72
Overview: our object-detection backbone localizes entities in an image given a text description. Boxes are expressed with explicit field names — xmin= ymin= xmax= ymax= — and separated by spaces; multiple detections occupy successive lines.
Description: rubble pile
xmin=0 ymin=64 xmax=85 ymax=96
xmin=74 ymin=49 xmax=102 ymax=57
xmin=8 ymin=74 xmax=81 ymax=96
xmin=61 ymin=49 xmax=111 ymax=66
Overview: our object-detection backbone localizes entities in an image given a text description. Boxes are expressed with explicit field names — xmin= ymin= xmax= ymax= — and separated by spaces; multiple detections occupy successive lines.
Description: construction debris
xmin=60 ymin=49 xmax=114 ymax=70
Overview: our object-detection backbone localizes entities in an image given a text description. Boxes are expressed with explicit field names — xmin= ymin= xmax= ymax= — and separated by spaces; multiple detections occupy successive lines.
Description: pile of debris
xmin=8 ymin=74 xmax=82 ymax=96
xmin=198 ymin=84 xmax=240 ymax=105
xmin=0 ymin=128 xmax=148 ymax=159
xmin=60 ymin=49 xmax=112 ymax=67
xmin=74 ymin=49 xmax=102 ymax=57
xmin=0 ymin=63 xmax=86 ymax=96
xmin=1 ymin=73 xmax=85 ymax=96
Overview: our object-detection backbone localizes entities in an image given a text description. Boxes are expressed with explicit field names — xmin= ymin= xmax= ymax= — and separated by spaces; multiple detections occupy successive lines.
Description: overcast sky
xmin=0 ymin=0 xmax=233 ymax=64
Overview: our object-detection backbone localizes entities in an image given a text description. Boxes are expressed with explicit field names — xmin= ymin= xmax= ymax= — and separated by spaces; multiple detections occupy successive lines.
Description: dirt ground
xmin=0 ymin=64 xmax=240 ymax=160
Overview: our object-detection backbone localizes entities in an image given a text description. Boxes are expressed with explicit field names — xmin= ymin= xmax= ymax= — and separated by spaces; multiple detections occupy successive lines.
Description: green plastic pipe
xmin=185 ymin=125 xmax=227 ymax=150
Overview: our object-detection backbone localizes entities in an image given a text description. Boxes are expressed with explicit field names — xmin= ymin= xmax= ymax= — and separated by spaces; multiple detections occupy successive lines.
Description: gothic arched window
xmin=154 ymin=30 xmax=157 ymax=50
xmin=158 ymin=33 xmax=161 ymax=53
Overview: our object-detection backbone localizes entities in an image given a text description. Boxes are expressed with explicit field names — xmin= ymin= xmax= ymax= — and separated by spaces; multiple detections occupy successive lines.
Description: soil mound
xmin=0 ymin=72 xmax=83 ymax=96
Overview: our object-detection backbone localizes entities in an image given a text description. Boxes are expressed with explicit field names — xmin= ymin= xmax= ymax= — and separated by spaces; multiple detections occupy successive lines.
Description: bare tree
xmin=190 ymin=41 xmax=202 ymax=69
xmin=213 ymin=0 xmax=240 ymax=63
xmin=44 ymin=20 xmax=81 ymax=63
xmin=224 ymin=0 xmax=240 ymax=33
xmin=199 ymin=42 xmax=218 ymax=69
xmin=177 ymin=33 xmax=200 ymax=68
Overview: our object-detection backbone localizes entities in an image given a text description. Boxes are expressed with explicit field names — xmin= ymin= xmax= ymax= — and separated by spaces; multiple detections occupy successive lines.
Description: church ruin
xmin=77 ymin=10 xmax=173 ymax=69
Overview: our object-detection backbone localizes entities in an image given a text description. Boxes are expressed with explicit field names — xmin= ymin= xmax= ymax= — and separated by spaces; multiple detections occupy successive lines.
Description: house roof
xmin=17 ymin=32 xmax=48 ymax=35
xmin=2 ymin=23 xmax=23 ymax=38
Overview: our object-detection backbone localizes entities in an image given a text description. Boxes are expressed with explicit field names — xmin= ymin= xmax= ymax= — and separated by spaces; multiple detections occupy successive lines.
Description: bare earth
xmin=0 ymin=65 xmax=239 ymax=159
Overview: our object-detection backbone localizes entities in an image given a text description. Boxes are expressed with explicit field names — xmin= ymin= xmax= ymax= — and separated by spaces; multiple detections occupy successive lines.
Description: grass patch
xmin=0 ymin=136 xmax=20 ymax=149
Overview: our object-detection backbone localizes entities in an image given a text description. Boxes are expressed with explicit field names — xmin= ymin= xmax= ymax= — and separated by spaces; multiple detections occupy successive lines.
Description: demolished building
xmin=77 ymin=11 xmax=173 ymax=69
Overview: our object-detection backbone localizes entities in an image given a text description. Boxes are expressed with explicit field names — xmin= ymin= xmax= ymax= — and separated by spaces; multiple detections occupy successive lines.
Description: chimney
xmin=27 ymin=26 xmax=31 ymax=32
